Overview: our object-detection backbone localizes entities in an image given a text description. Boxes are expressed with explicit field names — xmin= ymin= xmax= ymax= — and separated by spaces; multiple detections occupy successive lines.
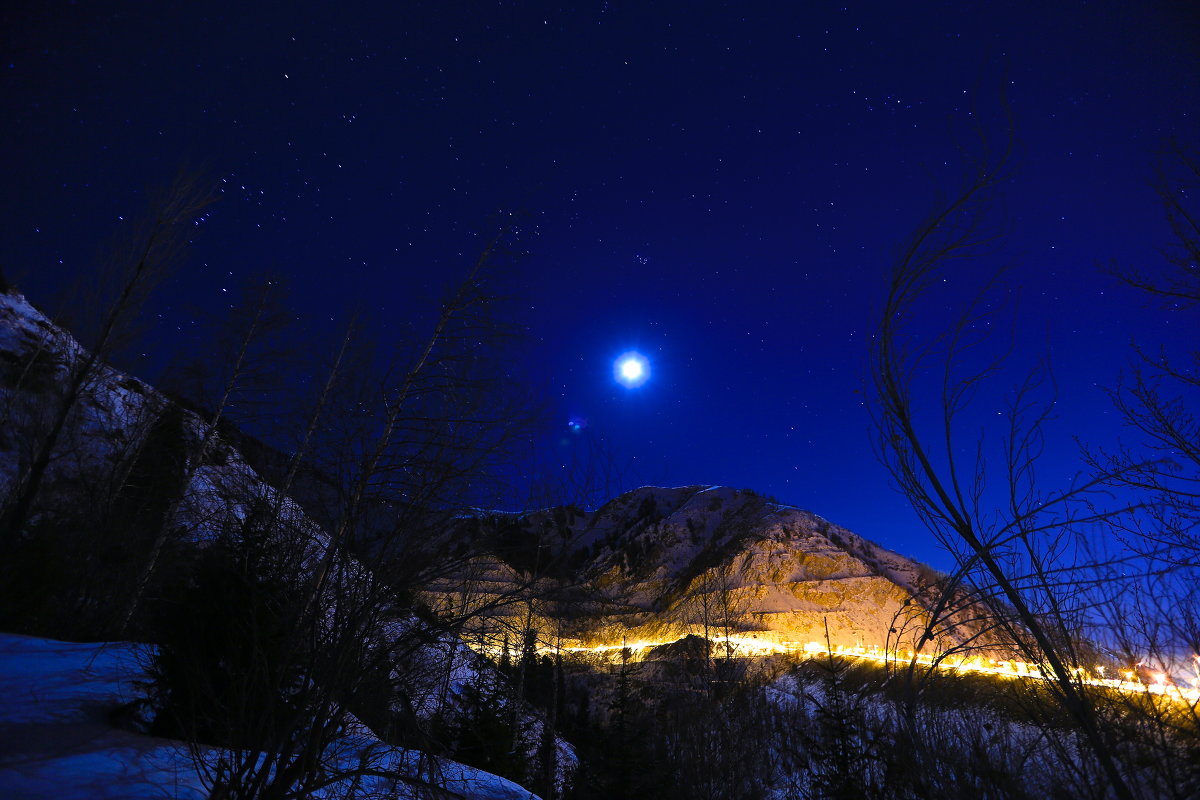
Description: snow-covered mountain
xmin=431 ymin=485 xmax=982 ymax=657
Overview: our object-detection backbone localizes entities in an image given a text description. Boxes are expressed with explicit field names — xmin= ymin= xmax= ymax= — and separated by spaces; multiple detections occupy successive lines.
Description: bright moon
xmin=614 ymin=352 xmax=650 ymax=388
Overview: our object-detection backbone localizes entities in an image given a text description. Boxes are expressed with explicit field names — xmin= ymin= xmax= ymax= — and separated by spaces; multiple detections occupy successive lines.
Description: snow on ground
xmin=0 ymin=633 xmax=204 ymax=799
xmin=0 ymin=632 xmax=541 ymax=800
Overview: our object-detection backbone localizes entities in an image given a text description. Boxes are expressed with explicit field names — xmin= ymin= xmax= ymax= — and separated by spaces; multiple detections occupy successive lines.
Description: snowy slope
xmin=0 ymin=291 xmax=306 ymax=555
xmin=0 ymin=292 xmax=161 ymax=503
xmin=0 ymin=632 xmax=542 ymax=800
xmin=0 ymin=634 xmax=205 ymax=799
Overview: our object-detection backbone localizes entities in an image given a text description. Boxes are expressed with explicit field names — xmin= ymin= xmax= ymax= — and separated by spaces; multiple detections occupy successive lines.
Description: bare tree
xmin=146 ymin=222 xmax=562 ymax=799
xmin=1083 ymin=141 xmax=1200 ymax=799
xmin=1091 ymin=143 xmax=1200 ymax=568
xmin=0 ymin=170 xmax=215 ymax=545
xmin=119 ymin=274 xmax=294 ymax=633
xmin=867 ymin=112 xmax=1143 ymax=798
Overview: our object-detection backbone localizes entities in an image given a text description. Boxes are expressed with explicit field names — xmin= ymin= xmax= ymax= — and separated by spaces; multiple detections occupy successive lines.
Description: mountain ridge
xmin=431 ymin=483 xmax=976 ymax=657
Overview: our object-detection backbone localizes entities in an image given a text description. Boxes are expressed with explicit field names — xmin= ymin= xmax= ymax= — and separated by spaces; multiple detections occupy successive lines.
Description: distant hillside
xmin=427 ymin=484 xmax=993 ymax=657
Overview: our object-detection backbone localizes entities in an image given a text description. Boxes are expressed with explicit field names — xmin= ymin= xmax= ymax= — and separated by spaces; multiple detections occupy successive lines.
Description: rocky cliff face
xmin=432 ymin=485 xmax=970 ymax=656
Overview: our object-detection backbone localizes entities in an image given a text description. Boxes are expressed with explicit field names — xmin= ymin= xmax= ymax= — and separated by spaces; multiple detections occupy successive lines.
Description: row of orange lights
xmin=474 ymin=634 xmax=1200 ymax=705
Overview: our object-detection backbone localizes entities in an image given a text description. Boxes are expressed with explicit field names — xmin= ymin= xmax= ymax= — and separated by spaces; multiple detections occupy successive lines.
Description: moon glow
xmin=614 ymin=352 xmax=650 ymax=388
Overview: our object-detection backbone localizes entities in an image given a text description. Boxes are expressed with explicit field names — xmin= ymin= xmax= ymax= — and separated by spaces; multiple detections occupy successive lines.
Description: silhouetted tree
xmin=1 ymin=170 xmax=214 ymax=545
xmin=867 ymin=109 xmax=1139 ymax=799
xmin=1084 ymin=141 xmax=1200 ymax=799
xmin=119 ymin=274 xmax=293 ymax=633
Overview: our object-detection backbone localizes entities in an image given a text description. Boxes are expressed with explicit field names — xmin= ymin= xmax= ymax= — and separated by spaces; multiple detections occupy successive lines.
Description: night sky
xmin=3 ymin=2 xmax=1197 ymax=569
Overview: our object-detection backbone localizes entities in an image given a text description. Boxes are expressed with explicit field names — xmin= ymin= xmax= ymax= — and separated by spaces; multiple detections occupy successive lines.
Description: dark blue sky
xmin=3 ymin=1 xmax=1197 ymax=569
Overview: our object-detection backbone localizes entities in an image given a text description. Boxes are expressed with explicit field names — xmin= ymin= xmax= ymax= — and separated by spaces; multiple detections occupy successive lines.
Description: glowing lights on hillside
xmin=469 ymin=634 xmax=1200 ymax=705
